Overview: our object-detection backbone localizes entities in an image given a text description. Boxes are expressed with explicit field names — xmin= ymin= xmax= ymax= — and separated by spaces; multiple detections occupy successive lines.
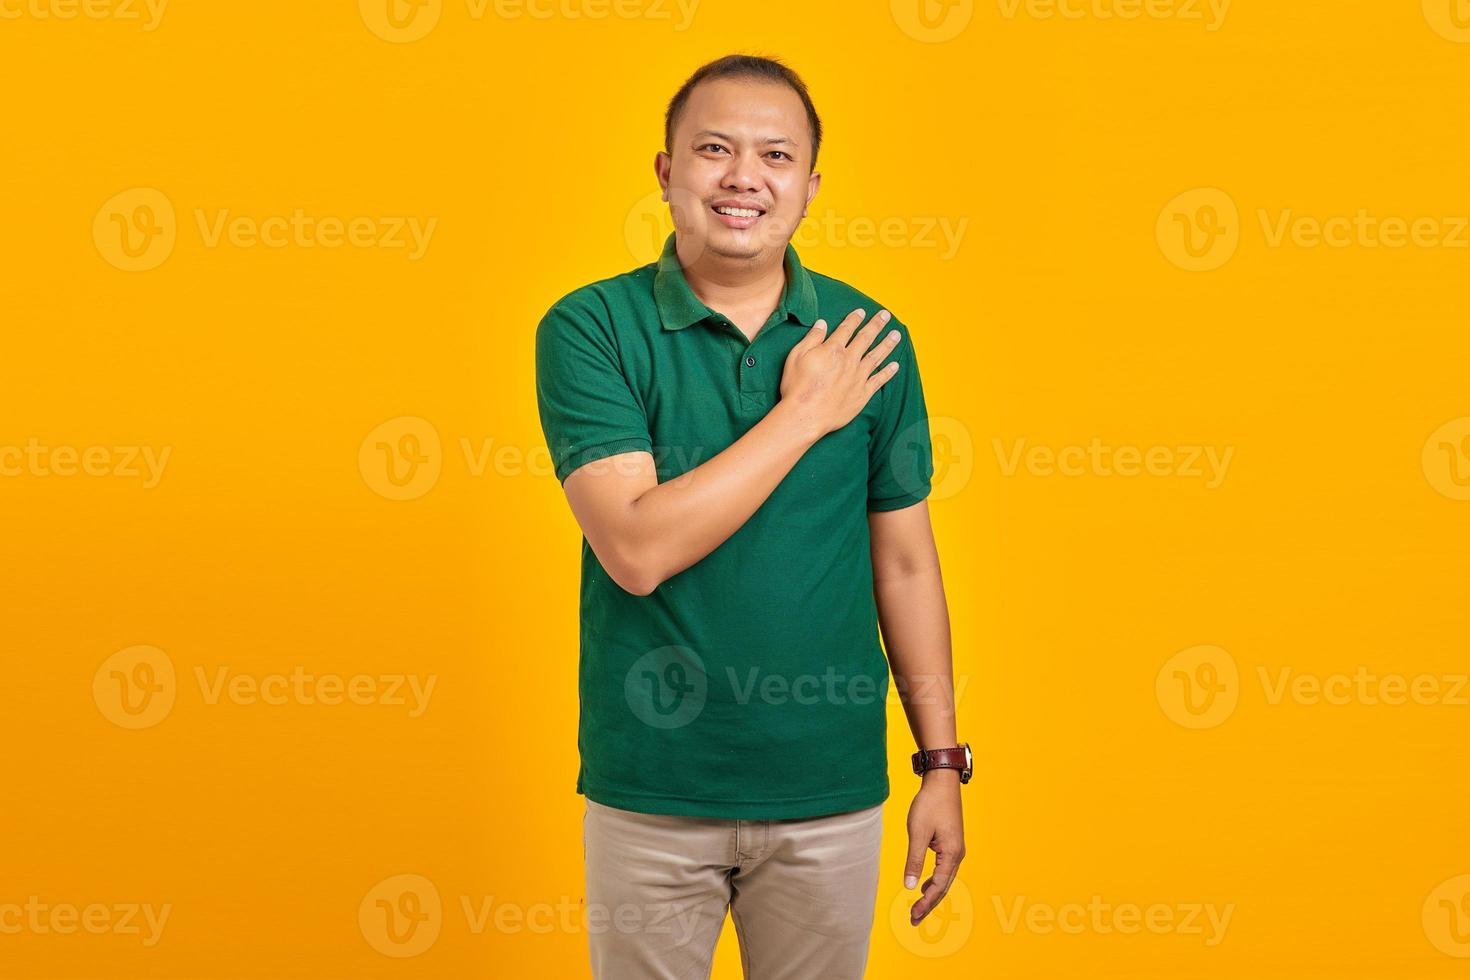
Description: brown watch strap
xmin=912 ymin=745 xmax=971 ymax=782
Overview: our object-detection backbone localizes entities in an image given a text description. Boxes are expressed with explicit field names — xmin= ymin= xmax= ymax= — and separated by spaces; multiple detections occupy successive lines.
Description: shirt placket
xmin=708 ymin=312 xmax=783 ymax=418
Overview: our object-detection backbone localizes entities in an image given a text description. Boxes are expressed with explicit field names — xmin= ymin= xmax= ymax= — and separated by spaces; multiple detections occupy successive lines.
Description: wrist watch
xmin=911 ymin=742 xmax=972 ymax=783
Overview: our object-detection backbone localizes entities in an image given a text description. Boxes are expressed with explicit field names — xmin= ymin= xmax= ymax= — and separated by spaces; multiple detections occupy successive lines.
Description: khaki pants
xmin=582 ymin=797 xmax=885 ymax=980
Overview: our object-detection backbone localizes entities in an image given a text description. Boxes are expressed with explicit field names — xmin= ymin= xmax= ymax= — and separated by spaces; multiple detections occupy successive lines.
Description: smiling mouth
xmin=712 ymin=205 xmax=765 ymax=218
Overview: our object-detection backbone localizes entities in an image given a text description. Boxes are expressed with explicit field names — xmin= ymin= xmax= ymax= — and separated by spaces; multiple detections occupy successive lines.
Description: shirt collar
xmin=652 ymin=230 xmax=818 ymax=332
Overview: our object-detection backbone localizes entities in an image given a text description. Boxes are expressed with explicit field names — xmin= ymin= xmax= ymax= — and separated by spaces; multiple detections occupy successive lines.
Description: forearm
xmin=626 ymin=399 xmax=824 ymax=589
xmin=876 ymin=562 xmax=958 ymax=755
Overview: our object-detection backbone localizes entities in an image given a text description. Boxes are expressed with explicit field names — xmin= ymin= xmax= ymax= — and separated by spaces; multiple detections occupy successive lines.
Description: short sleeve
xmin=866 ymin=314 xmax=934 ymax=511
xmin=535 ymin=301 xmax=653 ymax=484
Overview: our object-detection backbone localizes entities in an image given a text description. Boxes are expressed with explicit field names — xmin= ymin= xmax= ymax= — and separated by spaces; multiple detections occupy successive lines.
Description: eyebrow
xmin=692 ymin=130 xmax=800 ymax=148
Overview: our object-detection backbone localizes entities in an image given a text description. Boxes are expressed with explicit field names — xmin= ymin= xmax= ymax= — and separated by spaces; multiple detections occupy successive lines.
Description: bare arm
xmin=870 ymin=499 xmax=966 ymax=927
xmin=564 ymin=401 xmax=820 ymax=595
xmin=563 ymin=308 xmax=903 ymax=595
xmin=872 ymin=499 xmax=957 ymax=749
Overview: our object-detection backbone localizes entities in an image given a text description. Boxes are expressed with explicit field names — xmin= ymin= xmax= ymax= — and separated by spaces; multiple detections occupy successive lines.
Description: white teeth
xmin=714 ymin=206 xmax=761 ymax=217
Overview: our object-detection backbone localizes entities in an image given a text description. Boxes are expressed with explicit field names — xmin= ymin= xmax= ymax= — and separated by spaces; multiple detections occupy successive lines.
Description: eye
xmin=699 ymin=143 xmax=727 ymax=153
xmin=768 ymin=151 xmax=791 ymax=161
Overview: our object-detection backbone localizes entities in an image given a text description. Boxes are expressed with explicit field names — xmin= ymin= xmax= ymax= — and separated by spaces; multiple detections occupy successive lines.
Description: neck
xmin=677 ymin=235 xmax=787 ymax=316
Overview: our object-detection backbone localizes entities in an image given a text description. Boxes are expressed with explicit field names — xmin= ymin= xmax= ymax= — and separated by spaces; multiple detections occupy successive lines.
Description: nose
xmin=720 ymin=149 xmax=762 ymax=194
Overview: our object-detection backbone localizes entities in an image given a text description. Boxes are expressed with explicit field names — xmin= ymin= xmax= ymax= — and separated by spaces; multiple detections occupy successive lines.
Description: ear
xmin=802 ymin=169 xmax=821 ymax=218
xmin=654 ymin=151 xmax=672 ymax=200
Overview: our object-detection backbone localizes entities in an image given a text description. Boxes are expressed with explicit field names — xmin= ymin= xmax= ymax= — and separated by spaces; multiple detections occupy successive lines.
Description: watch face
xmin=963 ymin=743 xmax=973 ymax=770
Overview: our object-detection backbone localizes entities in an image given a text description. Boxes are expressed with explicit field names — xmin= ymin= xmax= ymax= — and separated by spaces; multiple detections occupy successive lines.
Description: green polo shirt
xmin=535 ymin=230 xmax=934 ymax=820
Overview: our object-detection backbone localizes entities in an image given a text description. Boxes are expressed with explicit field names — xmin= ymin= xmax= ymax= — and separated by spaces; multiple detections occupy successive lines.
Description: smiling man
xmin=534 ymin=53 xmax=968 ymax=980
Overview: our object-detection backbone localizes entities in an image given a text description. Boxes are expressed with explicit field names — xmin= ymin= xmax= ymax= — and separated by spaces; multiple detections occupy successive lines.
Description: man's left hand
xmin=903 ymin=769 xmax=966 ymax=925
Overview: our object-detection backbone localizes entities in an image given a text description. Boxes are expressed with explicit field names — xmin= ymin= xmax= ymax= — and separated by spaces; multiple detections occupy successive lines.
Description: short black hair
xmin=664 ymin=54 xmax=823 ymax=172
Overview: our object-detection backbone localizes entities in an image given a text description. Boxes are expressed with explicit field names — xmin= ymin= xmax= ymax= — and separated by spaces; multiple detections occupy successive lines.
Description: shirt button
xmin=745 ymin=355 xmax=756 ymax=367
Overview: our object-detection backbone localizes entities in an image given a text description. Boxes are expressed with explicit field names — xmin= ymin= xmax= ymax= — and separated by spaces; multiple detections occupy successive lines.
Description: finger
xmin=903 ymin=828 xmax=929 ymax=891
xmin=789 ymin=318 xmax=827 ymax=358
xmin=911 ymin=872 xmax=957 ymax=924
xmin=860 ymin=328 xmax=902 ymax=371
xmin=847 ymin=308 xmax=891 ymax=355
xmin=910 ymin=849 xmax=962 ymax=923
xmin=865 ymin=359 xmax=900 ymax=392
xmin=826 ymin=308 xmax=867 ymax=347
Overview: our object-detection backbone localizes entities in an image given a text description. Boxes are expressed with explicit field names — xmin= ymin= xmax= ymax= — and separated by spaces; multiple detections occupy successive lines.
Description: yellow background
xmin=3 ymin=0 xmax=1468 ymax=976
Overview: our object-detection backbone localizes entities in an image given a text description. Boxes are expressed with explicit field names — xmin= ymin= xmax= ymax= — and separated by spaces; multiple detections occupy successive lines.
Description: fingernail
xmin=905 ymin=874 xmax=918 ymax=889
xmin=814 ymin=319 xmax=826 ymax=329
xmin=878 ymin=310 xmax=890 ymax=322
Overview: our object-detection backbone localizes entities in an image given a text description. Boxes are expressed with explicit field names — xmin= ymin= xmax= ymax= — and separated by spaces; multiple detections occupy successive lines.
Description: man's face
xmin=657 ymin=77 xmax=820 ymax=264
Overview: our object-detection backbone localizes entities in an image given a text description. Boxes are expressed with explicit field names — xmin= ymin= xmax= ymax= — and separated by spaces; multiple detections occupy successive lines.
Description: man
xmin=534 ymin=53 xmax=969 ymax=980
